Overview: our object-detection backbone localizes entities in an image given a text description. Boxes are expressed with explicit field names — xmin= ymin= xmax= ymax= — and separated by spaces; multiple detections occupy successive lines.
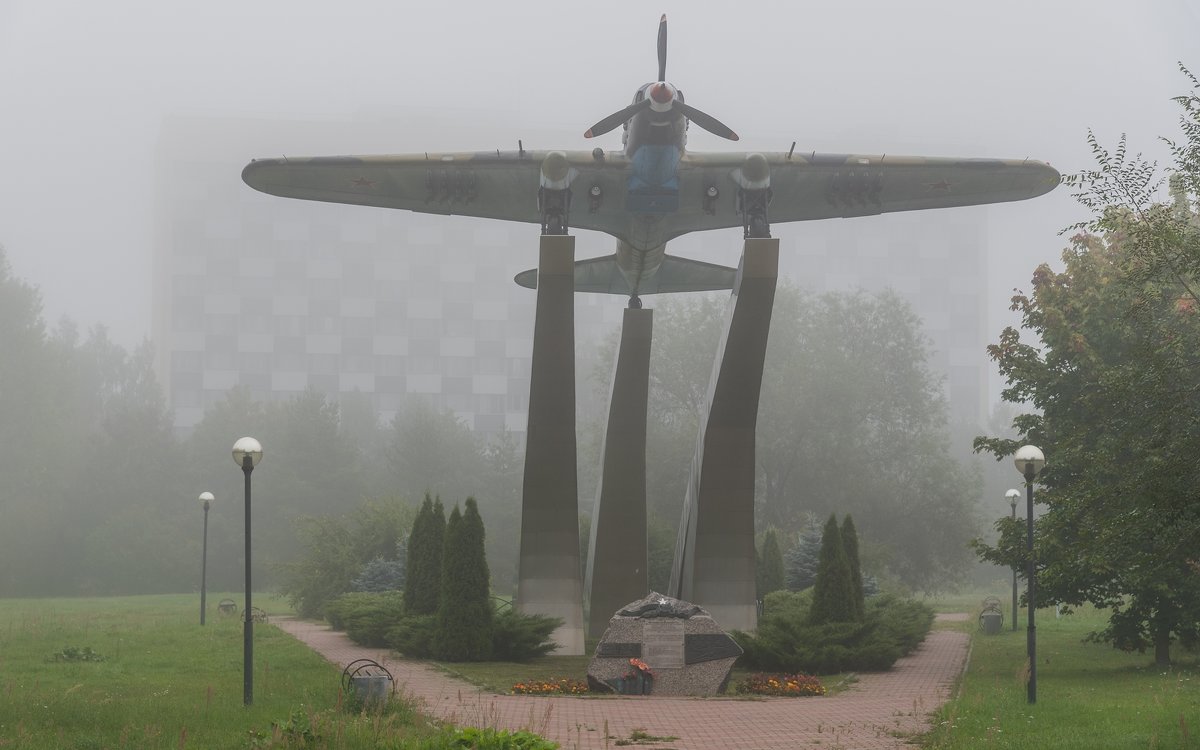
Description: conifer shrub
xmin=841 ymin=515 xmax=866 ymax=620
xmin=756 ymin=528 xmax=786 ymax=598
xmin=761 ymin=589 xmax=812 ymax=620
xmin=324 ymin=591 xmax=406 ymax=647
xmin=809 ymin=513 xmax=859 ymax=625
xmin=434 ymin=500 xmax=493 ymax=661
xmin=490 ymin=608 xmax=562 ymax=661
xmin=785 ymin=524 xmax=822 ymax=591
xmin=733 ymin=594 xmax=933 ymax=674
xmin=388 ymin=614 xmax=437 ymax=657
xmin=403 ymin=494 xmax=445 ymax=616
xmin=350 ymin=553 xmax=406 ymax=593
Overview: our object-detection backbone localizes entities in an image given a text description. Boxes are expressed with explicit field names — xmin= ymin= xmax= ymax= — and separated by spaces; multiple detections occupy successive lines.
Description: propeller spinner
xmin=584 ymin=15 xmax=738 ymax=141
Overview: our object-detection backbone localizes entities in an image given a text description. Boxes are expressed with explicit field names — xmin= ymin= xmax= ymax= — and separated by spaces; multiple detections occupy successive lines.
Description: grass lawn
xmin=921 ymin=602 xmax=1199 ymax=749
xmin=0 ymin=594 xmax=438 ymax=749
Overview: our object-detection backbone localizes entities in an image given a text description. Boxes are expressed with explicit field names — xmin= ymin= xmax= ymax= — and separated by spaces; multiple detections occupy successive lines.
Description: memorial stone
xmin=587 ymin=592 xmax=742 ymax=696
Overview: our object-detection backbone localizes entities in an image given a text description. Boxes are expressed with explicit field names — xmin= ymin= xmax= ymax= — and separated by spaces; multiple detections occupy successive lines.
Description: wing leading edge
xmin=240 ymin=151 xmax=634 ymax=238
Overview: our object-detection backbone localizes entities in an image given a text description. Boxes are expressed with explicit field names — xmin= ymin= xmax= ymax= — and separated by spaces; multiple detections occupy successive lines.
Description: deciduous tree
xmin=975 ymin=68 xmax=1200 ymax=666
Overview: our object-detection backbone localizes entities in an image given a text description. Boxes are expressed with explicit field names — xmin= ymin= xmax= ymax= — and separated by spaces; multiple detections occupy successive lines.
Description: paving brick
xmin=275 ymin=615 xmax=968 ymax=749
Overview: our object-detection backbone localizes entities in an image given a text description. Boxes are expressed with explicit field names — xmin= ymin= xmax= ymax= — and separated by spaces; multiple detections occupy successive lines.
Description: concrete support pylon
xmin=516 ymin=234 xmax=584 ymax=655
xmin=584 ymin=307 xmax=653 ymax=637
xmin=669 ymin=237 xmax=779 ymax=632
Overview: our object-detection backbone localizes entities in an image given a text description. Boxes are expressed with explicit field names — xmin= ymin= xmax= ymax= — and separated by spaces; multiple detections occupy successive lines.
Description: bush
xmin=387 ymin=608 xmax=561 ymax=662
xmin=761 ymin=589 xmax=812 ymax=620
xmin=324 ymin=591 xmax=405 ymax=647
xmin=490 ymin=608 xmax=562 ymax=661
xmin=350 ymin=554 xmax=405 ymax=593
xmin=387 ymin=614 xmax=437 ymax=658
xmin=419 ymin=727 xmax=557 ymax=750
xmin=277 ymin=498 xmax=415 ymax=618
xmin=733 ymin=594 xmax=933 ymax=674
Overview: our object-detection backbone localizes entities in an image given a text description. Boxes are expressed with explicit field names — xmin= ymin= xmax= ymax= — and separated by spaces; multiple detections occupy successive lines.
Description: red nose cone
xmin=649 ymin=83 xmax=673 ymax=104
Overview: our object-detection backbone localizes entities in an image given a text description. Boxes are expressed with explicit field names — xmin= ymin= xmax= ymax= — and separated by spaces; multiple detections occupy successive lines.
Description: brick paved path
xmin=274 ymin=615 xmax=968 ymax=749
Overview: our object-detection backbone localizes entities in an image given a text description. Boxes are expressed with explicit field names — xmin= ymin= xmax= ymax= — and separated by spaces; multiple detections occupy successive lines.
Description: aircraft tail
xmin=514 ymin=254 xmax=736 ymax=295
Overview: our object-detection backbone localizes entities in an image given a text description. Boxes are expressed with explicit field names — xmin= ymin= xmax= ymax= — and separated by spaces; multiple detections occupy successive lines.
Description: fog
xmin=0 ymin=1 xmax=1196 ymax=596
xmin=2 ymin=0 xmax=1194 ymax=350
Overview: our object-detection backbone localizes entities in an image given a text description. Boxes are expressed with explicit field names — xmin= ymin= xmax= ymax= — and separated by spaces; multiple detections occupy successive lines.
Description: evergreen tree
xmin=809 ymin=513 xmax=858 ymax=625
xmin=435 ymin=500 xmax=494 ymax=661
xmin=785 ymin=524 xmax=822 ymax=591
xmin=756 ymin=528 xmax=786 ymax=598
xmin=403 ymin=494 xmax=446 ymax=615
xmin=841 ymin=515 xmax=866 ymax=620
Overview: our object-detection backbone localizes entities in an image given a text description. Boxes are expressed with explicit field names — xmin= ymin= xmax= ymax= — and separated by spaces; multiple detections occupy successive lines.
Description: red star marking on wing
xmin=352 ymin=176 xmax=375 ymax=188
xmin=927 ymin=179 xmax=953 ymax=192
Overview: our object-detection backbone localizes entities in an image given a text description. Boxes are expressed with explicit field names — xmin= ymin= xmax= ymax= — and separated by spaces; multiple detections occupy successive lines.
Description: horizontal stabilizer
xmin=514 ymin=254 xmax=736 ymax=295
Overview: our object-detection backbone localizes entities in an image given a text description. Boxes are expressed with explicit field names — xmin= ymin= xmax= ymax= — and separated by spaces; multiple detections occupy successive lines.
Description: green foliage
xmin=756 ymin=528 xmax=786 ymax=598
xmin=422 ymin=727 xmax=557 ymax=750
xmin=809 ymin=514 xmax=858 ymax=625
xmin=388 ymin=608 xmax=521 ymax=664
xmin=762 ymin=589 xmax=812 ymax=620
xmin=47 ymin=645 xmax=106 ymax=663
xmin=276 ymin=497 xmax=415 ymax=618
xmin=404 ymin=495 xmax=446 ymax=616
xmin=976 ymin=69 xmax=1200 ymax=667
xmin=489 ymin=608 xmax=563 ymax=662
xmin=434 ymin=499 xmax=493 ymax=661
xmin=784 ymin=523 xmax=822 ymax=591
xmin=840 ymin=515 xmax=866 ymax=620
xmin=387 ymin=614 xmax=438 ymax=657
xmin=325 ymin=591 xmax=406 ymax=647
xmin=734 ymin=594 xmax=934 ymax=674
xmin=351 ymin=551 xmax=406 ymax=593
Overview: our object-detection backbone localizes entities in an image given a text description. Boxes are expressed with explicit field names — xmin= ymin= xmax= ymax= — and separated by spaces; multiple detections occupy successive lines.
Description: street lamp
xmin=1013 ymin=445 xmax=1045 ymax=705
xmin=232 ymin=437 xmax=263 ymax=706
xmin=1005 ymin=488 xmax=1020 ymax=632
xmin=199 ymin=492 xmax=214 ymax=625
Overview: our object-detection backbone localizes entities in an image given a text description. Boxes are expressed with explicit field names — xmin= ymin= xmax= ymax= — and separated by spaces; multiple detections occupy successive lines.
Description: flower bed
xmin=735 ymin=672 xmax=826 ymax=697
xmin=510 ymin=677 xmax=590 ymax=695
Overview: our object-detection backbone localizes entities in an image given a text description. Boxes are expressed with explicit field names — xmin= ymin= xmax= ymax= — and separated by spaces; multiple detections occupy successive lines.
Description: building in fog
xmin=152 ymin=115 xmax=623 ymax=440
xmin=153 ymin=115 xmax=990 ymax=441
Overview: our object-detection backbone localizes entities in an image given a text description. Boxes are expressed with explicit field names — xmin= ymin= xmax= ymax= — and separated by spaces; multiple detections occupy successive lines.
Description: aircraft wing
xmin=241 ymin=150 xmax=633 ymax=237
xmin=670 ymin=152 xmax=1060 ymax=236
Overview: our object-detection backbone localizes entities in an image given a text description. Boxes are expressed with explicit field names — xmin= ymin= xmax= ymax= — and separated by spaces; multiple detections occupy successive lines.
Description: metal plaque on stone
xmin=641 ymin=619 xmax=685 ymax=669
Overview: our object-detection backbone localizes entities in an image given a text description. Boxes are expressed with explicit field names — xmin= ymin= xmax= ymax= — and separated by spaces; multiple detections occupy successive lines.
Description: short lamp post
xmin=1013 ymin=445 xmax=1045 ymax=705
xmin=199 ymin=492 xmax=214 ymax=625
xmin=232 ymin=437 xmax=263 ymax=706
xmin=1006 ymin=488 xmax=1020 ymax=632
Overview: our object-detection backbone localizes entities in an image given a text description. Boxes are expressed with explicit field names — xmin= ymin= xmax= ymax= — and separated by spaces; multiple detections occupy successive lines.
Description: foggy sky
xmin=1 ymin=0 xmax=1195 ymax=369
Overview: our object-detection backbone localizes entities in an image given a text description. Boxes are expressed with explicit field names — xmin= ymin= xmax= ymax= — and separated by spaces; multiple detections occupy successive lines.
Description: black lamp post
xmin=232 ymin=437 xmax=263 ymax=706
xmin=199 ymin=491 xmax=214 ymax=625
xmin=1013 ymin=445 xmax=1045 ymax=705
xmin=1006 ymin=488 xmax=1020 ymax=632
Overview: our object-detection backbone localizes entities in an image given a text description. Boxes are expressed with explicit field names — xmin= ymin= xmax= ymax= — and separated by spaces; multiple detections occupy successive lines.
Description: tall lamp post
xmin=1005 ymin=488 xmax=1020 ymax=632
xmin=232 ymin=437 xmax=263 ymax=706
xmin=1013 ymin=445 xmax=1045 ymax=705
xmin=199 ymin=492 xmax=214 ymax=625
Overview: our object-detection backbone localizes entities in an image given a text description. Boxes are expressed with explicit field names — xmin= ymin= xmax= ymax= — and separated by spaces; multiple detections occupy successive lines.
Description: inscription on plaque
xmin=641 ymin=619 xmax=685 ymax=669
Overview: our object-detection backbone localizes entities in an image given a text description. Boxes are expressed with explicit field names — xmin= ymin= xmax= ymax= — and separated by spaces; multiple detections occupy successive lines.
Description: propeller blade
xmin=584 ymin=99 xmax=651 ymax=139
xmin=677 ymin=102 xmax=740 ymax=141
xmin=657 ymin=14 xmax=668 ymax=81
